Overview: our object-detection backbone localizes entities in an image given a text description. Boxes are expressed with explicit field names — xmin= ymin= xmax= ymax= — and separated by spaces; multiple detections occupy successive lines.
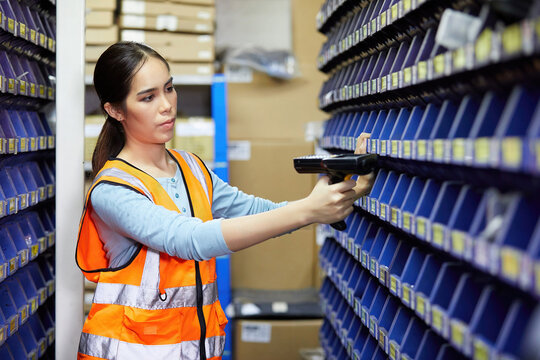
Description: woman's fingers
xmin=355 ymin=133 xmax=371 ymax=155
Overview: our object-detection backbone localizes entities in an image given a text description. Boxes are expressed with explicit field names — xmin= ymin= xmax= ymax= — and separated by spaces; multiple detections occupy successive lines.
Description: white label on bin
xmin=198 ymin=51 xmax=212 ymax=59
xmin=122 ymin=30 xmax=145 ymax=43
xmin=271 ymin=302 xmax=288 ymax=313
xmin=195 ymin=23 xmax=211 ymax=32
xmin=122 ymin=15 xmax=146 ymax=28
xmin=156 ymin=15 xmax=178 ymax=31
xmin=196 ymin=66 xmax=211 ymax=74
xmin=228 ymin=141 xmax=251 ymax=161
xmin=123 ymin=0 xmax=145 ymax=14
xmin=198 ymin=35 xmax=211 ymax=43
xmin=197 ymin=11 xmax=211 ymax=20
xmin=241 ymin=322 xmax=271 ymax=343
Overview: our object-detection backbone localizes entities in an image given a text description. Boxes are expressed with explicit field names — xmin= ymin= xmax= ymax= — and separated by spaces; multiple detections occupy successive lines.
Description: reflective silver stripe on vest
xmin=176 ymin=150 xmax=211 ymax=203
xmin=141 ymin=248 xmax=160 ymax=290
xmin=93 ymin=281 xmax=218 ymax=310
xmin=94 ymin=167 xmax=153 ymax=200
xmin=79 ymin=332 xmax=225 ymax=360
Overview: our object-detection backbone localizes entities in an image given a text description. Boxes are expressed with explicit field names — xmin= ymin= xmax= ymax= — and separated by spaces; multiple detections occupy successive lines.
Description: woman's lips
xmin=159 ymin=119 xmax=175 ymax=130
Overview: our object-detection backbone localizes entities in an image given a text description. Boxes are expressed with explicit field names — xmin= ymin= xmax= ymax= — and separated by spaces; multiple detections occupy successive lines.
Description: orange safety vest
xmin=76 ymin=150 xmax=227 ymax=360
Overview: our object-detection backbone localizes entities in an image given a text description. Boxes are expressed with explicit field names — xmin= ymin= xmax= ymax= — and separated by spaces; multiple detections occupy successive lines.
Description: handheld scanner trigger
xmin=329 ymin=173 xmax=346 ymax=184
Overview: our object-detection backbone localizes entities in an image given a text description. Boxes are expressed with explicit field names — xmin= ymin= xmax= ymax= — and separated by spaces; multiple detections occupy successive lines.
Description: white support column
xmin=56 ymin=0 xmax=85 ymax=358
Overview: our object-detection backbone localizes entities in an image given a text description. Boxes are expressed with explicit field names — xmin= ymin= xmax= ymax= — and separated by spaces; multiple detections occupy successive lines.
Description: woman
xmin=76 ymin=42 xmax=373 ymax=360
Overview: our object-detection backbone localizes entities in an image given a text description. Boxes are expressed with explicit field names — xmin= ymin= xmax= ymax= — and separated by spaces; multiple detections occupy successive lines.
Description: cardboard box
xmin=168 ymin=62 xmax=214 ymax=76
xmin=173 ymin=117 xmax=214 ymax=162
xmin=86 ymin=10 xmax=115 ymax=27
xmin=85 ymin=45 xmax=110 ymax=62
xmin=229 ymin=140 xmax=317 ymax=290
xmin=226 ymin=0 xmax=326 ymax=142
xmin=121 ymin=1 xmax=215 ymax=20
xmin=231 ymin=227 xmax=315 ymax=291
xmin=234 ymin=319 xmax=322 ymax=360
xmin=84 ymin=115 xmax=106 ymax=163
xmin=86 ymin=26 xmax=119 ymax=45
xmin=121 ymin=31 xmax=214 ymax=61
xmin=87 ymin=0 xmax=116 ymax=10
xmin=86 ymin=62 xmax=96 ymax=77
xmin=119 ymin=14 xmax=214 ymax=33
xmin=228 ymin=72 xmax=326 ymax=141
xmin=156 ymin=44 xmax=214 ymax=62
xmin=228 ymin=140 xmax=314 ymax=203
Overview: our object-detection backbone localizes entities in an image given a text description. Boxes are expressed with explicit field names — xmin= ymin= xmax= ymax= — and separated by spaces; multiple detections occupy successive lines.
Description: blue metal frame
xmin=211 ymin=74 xmax=232 ymax=360
xmin=212 ymin=74 xmax=228 ymax=183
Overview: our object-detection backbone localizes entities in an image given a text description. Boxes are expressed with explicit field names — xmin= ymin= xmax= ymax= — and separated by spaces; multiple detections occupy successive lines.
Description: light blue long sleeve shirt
xmin=90 ymin=164 xmax=286 ymax=267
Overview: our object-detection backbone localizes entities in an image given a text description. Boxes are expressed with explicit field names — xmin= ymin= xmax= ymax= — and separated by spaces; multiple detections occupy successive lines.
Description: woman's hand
xmin=220 ymin=134 xmax=377 ymax=252
xmin=302 ymin=175 xmax=357 ymax=225
xmin=353 ymin=133 xmax=375 ymax=199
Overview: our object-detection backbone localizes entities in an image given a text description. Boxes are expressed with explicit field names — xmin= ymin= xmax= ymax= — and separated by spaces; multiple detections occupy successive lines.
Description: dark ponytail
xmin=91 ymin=41 xmax=170 ymax=177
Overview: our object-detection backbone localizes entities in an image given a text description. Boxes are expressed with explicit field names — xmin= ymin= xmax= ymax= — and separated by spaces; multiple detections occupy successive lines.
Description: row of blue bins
xmin=318 ymin=0 xmax=434 ymax=71
xmin=320 ymin=279 xmax=467 ymax=360
xmin=0 ymin=110 xmax=55 ymax=154
xmin=357 ymin=167 xmax=540 ymax=296
xmin=0 ymin=2 xmax=56 ymax=358
xmin=0 ymin=0 xmax=56 ymax=52
xmin=319 ymin=26 xmax=438 ymax=108
xmin=0 ymin=206 xmax=55 ymax=280
xmin=316 ymin=0 xmax=358 ymax=33
xmin=0 ymin=254 xmax=54 ymax=343
xmin=0 ymin=49 xmax=55 ymax=99
xmin=0 ymin=292 xmax=55 ymax=359
xmin=0 ymin=158 xmax=55 ymax=218
xmin=316 ymin=0 xmax=540 ymax=359
xmin=322 ymin=85 xmax=540 ymax=174
xmin=318 ymin=17 xmax=539 ymax=109
xmin=319 ymin=229 xmax=535 ymax=360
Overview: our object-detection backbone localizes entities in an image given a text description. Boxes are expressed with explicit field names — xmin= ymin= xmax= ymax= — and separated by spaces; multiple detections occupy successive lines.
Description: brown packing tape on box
xmin=86 ymin=26 xmax=119 ymax=45
xmin=119 ymin=15 xmax=214 ymax=33
xmin=86 ymin=0 xmax=116 ymax=11
xmin=234 ymin=319 xmax=322 ymax=360
xmin=86 ymin=11 xmax=115 ymax=27
xmin=121 ymin=1 xmax=215 ymax=20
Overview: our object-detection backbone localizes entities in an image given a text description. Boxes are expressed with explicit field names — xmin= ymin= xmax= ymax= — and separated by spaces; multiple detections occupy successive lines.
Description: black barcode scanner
xmin=294 ymin=154 xmax=378 ymax=231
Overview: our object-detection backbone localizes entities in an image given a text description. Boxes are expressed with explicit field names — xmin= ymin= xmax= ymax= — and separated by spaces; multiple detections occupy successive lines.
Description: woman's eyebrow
xmin=136 ymin=77 xmax=173 ymax=96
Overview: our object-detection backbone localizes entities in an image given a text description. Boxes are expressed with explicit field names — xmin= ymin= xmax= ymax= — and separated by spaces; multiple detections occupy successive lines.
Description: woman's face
xmin=120 ymin=56 xmax=177 ymax=146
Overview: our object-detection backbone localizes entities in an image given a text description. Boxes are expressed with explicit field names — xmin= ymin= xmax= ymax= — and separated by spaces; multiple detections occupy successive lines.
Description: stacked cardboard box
xmin=173 ymin=117 xmax=214 ymax=163
xmin=85 ymin=0 xmax=119 ymax=77
xmin=119 ymin=0 xmax=216 ymax=77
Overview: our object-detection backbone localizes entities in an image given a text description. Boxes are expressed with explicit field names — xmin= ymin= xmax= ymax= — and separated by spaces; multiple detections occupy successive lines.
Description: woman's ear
xmin=104 ymin=102 xmax=124 ymax=122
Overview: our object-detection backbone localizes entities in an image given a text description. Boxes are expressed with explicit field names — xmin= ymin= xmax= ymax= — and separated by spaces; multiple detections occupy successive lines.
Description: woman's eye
xmin=142 ymin=95 xmax=153 ymax=102
xmin=166 ymin=86 xmax=174 ymax=92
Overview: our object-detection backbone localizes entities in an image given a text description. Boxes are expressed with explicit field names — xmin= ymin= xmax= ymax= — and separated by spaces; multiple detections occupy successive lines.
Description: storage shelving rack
xmin=0 ymin=0 xmax=58 ymax=358
xmin=315 ymin=0 xmax=540 ymax=359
